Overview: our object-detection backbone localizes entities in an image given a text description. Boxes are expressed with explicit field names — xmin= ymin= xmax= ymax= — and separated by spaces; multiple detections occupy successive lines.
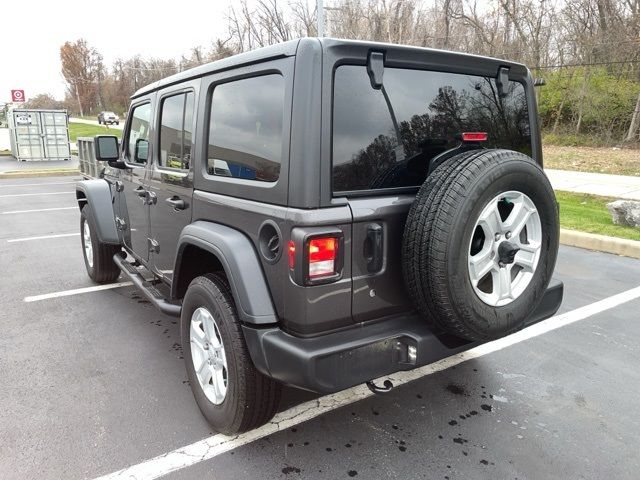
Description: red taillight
xmin=288 ymin=241 xmax=296 ymax=269
xmin=461 ymin=132 xmax=488 ymax=142
xmin=308 ymin=237 xmax=337 ymax=278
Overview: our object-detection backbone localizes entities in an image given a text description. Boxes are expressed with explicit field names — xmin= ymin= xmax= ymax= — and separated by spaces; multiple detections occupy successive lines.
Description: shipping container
xmin=8 ymin=109 xmax=70 ymax=161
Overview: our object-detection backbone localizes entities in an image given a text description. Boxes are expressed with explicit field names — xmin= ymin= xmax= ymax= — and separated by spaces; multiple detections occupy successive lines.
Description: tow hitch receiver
xmin=366 ymin=379 xmax=394 ymax=394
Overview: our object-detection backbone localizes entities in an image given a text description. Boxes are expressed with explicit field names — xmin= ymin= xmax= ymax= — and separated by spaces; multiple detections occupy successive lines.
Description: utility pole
xmin=75 ymin=85 xmax=83 ymax=117
xmin=317 ymin=0 xmax=324 ymax=37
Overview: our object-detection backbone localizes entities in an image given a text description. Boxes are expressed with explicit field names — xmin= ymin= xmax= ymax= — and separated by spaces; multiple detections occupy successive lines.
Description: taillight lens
xmin=308 ymin=237 xmax=337 ymax=278
xmin=461 ymin=132 xmax=488 ymax=142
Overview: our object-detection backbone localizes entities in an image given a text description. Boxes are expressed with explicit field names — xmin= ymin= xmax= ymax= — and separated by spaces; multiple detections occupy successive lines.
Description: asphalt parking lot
xmin=1 ymin=176 xmax=640 ymax=480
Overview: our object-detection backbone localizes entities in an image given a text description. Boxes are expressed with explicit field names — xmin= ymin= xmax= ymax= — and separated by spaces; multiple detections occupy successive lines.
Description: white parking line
xmin=1 ymin=207 xmax=76 ymax=215
xmin=7 ymin=233 xmax=80 ymax=243
xmin=0 ymin=191 xmax=74 ymax=198
xmin=24 ymin=282 xmax=133 ymax=302
xmin=0 ymin=181 xmax=77 ymax=187
xmin=93 ymin=285 xmax=640 ymax=480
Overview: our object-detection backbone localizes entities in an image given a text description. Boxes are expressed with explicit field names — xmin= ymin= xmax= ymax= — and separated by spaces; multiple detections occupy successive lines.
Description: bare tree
xmin=60 ymin=39 xmax=103 ymax=116
xmin=52 ymin=0 xmax=640 ymax=144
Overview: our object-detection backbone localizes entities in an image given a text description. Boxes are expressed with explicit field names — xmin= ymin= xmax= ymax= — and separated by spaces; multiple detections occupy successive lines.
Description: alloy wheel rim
xmin=190 ymin=307 xmax=228 ymax=405
xmin=83 ymin=220 xmax=93 ymax=268
xmin=467 ymin=190 xmax=542 ymax=307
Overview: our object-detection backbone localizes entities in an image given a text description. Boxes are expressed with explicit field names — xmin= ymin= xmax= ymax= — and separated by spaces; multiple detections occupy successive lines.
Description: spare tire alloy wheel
xmin=190 ymin=307 xmax=228 ymax=405
xmin=468 ymin=191 xmax=541 ymax=307
xmin=402 ymin=149 xmax=559 ymax=341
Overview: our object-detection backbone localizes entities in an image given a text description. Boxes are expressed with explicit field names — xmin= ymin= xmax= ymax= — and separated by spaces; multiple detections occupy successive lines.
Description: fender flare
xmin=173 ymin=221 xmax=278 ymax=326
xmin=75 ymin=179 xmax=120 ymax=245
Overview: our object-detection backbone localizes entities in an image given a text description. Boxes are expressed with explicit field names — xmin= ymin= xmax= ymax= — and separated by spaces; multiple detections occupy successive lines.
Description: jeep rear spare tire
xmin=403 ymin=149 xmax=559 ymax=341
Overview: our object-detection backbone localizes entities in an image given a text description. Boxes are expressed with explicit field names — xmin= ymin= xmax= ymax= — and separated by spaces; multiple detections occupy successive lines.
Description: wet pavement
xmin=1 ymin=176 xmax=639 ymax=480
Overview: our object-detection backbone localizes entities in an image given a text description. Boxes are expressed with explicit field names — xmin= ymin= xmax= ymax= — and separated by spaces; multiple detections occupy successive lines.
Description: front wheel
xmin=80 ymin=206 xmax=121 ymax=283
xmin=181 ymin=274 xmax=282 ymax=434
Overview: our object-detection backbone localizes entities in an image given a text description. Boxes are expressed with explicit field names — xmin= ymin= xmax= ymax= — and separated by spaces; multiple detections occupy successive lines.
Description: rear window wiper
xmin=367 ymin=51 xmax=405 ymax=160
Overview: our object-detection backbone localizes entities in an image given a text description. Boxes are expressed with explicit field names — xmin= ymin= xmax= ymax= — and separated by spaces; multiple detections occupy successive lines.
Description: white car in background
xmin=97 ymin=111 xmax=120 ymax=125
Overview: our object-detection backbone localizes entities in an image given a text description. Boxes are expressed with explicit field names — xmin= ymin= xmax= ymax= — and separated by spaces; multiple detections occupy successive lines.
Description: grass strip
xmin=556 ymin=190 xmax=640 ymax=241
xmin=69 ymin=122 xmax=122 ymax=142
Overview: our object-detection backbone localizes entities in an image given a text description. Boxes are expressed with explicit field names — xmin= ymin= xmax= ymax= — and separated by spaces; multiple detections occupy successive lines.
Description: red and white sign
xmin=11 ymin=90 xmax=25 ymax=102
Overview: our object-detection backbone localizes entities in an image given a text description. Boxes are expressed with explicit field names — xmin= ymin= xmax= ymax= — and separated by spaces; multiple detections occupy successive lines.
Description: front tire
xmin=181 ymin=274 xmax=282 ymax=434
xmin=80 ymin=206 xmax=121 ymax=283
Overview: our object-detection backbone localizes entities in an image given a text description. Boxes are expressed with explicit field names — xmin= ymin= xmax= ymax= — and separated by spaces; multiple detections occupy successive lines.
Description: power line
xmin=538 ymin=60 xmax=640 ymax=69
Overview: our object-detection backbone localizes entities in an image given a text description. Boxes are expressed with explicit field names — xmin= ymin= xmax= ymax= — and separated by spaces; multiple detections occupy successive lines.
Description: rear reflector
xmin=308 ymin=237 xmax=337 ymax=278
xmin=461 ymin=132 xmax=488 ymax=142
xmin=288 ymin=241 xmax=296 ymax=269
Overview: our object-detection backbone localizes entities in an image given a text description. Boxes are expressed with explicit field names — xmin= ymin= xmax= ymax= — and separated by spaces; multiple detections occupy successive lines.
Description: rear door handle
xmin=165 ymin=196 xmax=186 ymax=210
xmin=364 ymin=223 xmax=384 ymax=273
xmin=134 ymin=186 xmax=146 ymax=197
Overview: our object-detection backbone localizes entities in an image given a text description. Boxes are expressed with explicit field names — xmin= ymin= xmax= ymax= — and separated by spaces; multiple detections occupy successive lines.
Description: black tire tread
xmin=403 ymin=149 xmax=556 ymax=340
xmin=81 ymin=206 xmax=121 ymax=284
xmin=189 ymin=274 xmax=282 ymax=433
xmin=403 ymin=149 xmax=487 ymax=330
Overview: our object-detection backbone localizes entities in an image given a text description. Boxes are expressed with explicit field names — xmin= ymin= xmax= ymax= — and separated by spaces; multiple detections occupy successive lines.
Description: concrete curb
xmin=560 ymin=228 xmax=640 ymax=259
xmin=0 ymin=169 xmax=80 ymax=179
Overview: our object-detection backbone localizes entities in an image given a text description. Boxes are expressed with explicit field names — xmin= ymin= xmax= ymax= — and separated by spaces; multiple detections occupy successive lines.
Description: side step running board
xmin=113 ymin=254 xmax=181 ymax=317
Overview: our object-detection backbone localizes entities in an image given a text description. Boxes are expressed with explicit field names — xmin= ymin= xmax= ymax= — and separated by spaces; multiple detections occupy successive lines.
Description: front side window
xmin=159 ymin=92 xmax=195 ymax=170
xmin=207 ymin=74 xmax=284 ymax=182
xmin=332 ymin=66 xmax=531 ymax=192
xmin=126 ymin=103 xmax=151 ymax=164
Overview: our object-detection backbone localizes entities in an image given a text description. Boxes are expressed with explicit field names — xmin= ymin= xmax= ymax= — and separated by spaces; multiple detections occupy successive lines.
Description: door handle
xmin=165 ymin=196 xmax=186 ymax=210
xmin=364 ymin=223 xmax=384 ymax=273
xmin=134 ymin=186 xmax=146 ymax=197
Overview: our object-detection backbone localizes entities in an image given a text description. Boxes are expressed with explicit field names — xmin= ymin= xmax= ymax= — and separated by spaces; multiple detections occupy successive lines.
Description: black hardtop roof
xmin=132 ymin=39 xmax=301 ymax=98
xmin=132 ymin=37 xmax=528 ymax=99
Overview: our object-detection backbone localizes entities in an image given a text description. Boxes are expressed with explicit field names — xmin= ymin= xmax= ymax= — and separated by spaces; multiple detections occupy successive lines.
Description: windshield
xmin=332 ymin=66 xmax=531 ymax=193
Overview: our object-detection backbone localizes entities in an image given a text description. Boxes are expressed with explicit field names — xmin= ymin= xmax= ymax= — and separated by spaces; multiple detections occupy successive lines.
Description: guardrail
xmin=77 ymin=137 xmax=101 ymax=179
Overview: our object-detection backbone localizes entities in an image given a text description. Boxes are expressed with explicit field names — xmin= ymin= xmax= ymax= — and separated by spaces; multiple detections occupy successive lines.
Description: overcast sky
xmin=1 ymin=0 xmax=238 ymax=103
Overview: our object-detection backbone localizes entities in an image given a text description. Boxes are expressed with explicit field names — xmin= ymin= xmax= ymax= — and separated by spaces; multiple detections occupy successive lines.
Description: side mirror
xmin=94 ymin=135 xmax=119 ymax=161
xmin=134 ymin=138 xmax=149 ymax=163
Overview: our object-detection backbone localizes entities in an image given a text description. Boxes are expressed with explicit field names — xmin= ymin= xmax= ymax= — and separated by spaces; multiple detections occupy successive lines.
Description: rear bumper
xmin=243 ymin=279 xmax=563 ymax=394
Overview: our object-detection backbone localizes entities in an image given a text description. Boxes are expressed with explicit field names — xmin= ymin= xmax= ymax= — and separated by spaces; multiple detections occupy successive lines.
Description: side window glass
xmin=207 ymin=74 xmax=284 ymax=182
xmin=159 ymin=92 xmax=195 ymax=171
xmin=126 ymin=103 xmax=151 ymax=164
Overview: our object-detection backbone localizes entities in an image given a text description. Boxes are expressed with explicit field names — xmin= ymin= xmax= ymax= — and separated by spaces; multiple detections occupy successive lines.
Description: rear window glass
xmin=332 ymin=66 xmax=531 ymax=192
xmin=207 ymin=74 xmax=284 ymax=182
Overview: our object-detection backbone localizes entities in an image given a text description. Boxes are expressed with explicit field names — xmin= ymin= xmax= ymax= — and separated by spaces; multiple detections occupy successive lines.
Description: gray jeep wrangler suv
xmin=76 ymin=38 xmax=563 ymax=434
